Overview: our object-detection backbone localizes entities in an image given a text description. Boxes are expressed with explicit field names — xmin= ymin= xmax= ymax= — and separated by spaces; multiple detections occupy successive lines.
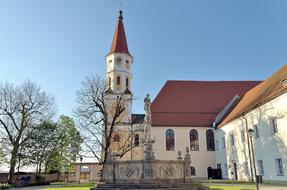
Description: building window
xmin=190 ymin=129 xmax=199 ymax=151
xmin=217 ymin=163 xmax=221 ymax=170
xmin=224 ymin=163 xmax=228 ymax=176
xmin=275 ymin=158 xmax=284 ymax=176
xmin=126 ymin=78 xmax=129 ymax=88
xmin=254 ymin=125 xmax=260 ymax=139
xmin=113 ymin=134 xmax=120 ymax=142
xmin=190 ymin=167 xmax=196 ymax=176
xmin=270 ymin=117 xmax=278 ymax=134
xmin=222 ymin=137 xmax=226 ymax=149
xmin=257 ymin=160 xmax=264 ymax=176
xmin=206 ymin=129 xmax=215 ymax=151
xmin=241 ymin=129 xmax=245 ymax=143
xmin=108 ymin=77 xmax=111 ymax=88
xmin=230 ymin=133 xmax=235 ymax=146
xmin=244 ymin=162 xmax=249 ymax=175
xmin=117 ymin=76 xmax=120 ymax=85
xmin=134 ymin=134 xmax=139 ymax=147
xmin=166 ymin=129 xmax=175 ymax=151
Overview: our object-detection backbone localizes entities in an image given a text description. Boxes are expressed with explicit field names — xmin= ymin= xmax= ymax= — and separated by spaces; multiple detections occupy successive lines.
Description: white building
xmin=215 ymin=65 xmax=287 ymax=182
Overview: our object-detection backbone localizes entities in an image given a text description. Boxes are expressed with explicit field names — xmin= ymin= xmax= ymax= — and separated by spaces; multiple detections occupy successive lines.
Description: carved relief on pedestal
xmin=117 ymin=165 xmax=140 ymax=178
xmin=159 ymin=166 xmax=176 ymax=177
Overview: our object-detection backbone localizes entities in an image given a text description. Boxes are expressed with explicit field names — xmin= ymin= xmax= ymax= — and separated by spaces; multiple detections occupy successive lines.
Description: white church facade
xmin=99 ymin=11 xmax=287 ymax=182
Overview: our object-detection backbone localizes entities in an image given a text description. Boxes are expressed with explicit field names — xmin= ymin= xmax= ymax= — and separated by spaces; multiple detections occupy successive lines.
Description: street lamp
xmin=79 ymin=155 xmax=83 ymax=184
xmin=248 ymin=129 xmax=259 ymax=190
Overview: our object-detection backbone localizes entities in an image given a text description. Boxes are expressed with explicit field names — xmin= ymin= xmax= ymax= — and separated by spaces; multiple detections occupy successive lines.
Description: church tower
xmin=105 ymin=10 xmax=133 ymax=124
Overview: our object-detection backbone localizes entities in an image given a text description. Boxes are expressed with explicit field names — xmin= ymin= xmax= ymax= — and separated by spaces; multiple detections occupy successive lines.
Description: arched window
xmin=134 ymin=134 xmax=139 ymax=147
xmin=108 ymin=77 xmax=111 ymax=88
xmin=190 ymin=167 xmax=196 ymax=176
xmin=206 ymin=129 xmax=215 ymax=151
xmin=166 ymin=129 xmax=175 ymax=151
xmin=113 ymin=134 xmax=120 ymax=142
xmin=126 ymin=78 xmax=129 ymax=88
xmin=190 ymin=129 xmax=199 ymax=151
xmin=117 ymin=76 xmax=120 ymax=85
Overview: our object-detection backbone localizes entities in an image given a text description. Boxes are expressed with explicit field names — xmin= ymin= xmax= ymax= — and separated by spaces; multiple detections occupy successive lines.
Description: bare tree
xmin=0 ymin=80 xmax=55 ymax=184
xmin=74 ymin=76 xmax=140 ymax=180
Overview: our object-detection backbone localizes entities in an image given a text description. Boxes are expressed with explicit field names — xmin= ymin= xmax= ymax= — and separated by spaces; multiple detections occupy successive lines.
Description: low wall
xmin=0 ymin=173 xmax=8 ymax=183
xmin=0 ymin=173 xmax=64 ymax=183
xmin=104 ymin=159 xmax=190 ymax=184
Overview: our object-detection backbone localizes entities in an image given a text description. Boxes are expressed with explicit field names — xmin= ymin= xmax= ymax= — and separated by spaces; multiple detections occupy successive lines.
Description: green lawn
xmin=210 ymin=185 xmax=255 ymax=190
xmin=43 ymin=183 xmax=95 ymax=190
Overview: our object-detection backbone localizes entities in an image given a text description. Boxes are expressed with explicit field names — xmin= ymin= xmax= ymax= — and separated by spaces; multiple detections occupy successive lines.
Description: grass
xmin=210 ymin=185 xmax=255 ymax=190
xmin=43 ymin=183 xmax=95 ymax=190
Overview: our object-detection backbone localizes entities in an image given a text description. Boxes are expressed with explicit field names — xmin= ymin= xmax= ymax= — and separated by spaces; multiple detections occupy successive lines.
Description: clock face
xmin=116 ymin=57 xmax=122 ymax=64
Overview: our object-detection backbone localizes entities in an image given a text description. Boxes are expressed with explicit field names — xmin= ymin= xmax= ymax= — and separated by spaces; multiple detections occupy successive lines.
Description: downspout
xmin=130 ymin=93 xmax=134 ymax=161
xmin=242 ymin=115 xmax=254 ymax=182
xmin=131 ymin=122 xmax=133 ymax=161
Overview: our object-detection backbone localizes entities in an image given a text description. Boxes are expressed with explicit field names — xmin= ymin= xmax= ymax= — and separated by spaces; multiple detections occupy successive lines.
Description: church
xmin=73 ymin=11 xmax=287 ymax=183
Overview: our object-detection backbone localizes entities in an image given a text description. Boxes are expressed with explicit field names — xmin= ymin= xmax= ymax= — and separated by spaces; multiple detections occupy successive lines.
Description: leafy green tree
xmin=21 ymin=121 xmax=58 ymax=174
xmin=45 ymin=115 xmax=82 ymax=180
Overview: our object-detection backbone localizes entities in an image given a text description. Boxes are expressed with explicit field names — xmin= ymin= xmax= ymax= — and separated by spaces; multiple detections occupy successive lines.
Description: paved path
xmin=259 ymin=186 xmax=287 ymax=190
xmin=205 ymin=183 xmax=287 ymax=190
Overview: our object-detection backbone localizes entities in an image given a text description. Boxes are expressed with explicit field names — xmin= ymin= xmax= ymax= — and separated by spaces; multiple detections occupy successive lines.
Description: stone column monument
xmin=143 ymin=94 xmax=155 ymax=161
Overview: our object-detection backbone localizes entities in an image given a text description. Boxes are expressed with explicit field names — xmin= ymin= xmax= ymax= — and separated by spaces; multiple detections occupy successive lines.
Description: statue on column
xmin=143 ymin=94 xmax=155 ymax=161
xmin=144 ymin=94 xmax=151 ymax=141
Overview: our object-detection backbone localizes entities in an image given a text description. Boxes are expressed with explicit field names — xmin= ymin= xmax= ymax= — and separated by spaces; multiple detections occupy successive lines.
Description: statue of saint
xmin=144 ymin=94 xmax=152 ymax=140
xmin=144 ymin=94 xmax=151 ymax=124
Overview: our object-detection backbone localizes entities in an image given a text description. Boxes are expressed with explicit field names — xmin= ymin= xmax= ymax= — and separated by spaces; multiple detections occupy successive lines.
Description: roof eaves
xmin=218 ymin=88 xmax=287 ymax=128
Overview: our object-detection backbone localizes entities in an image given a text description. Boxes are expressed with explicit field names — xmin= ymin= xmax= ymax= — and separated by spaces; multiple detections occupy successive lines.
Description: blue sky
xmin=0 ymin=0 xmax=287 ymax=117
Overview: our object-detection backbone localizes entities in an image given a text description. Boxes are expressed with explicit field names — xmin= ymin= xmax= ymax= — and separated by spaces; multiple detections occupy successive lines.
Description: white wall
xmin=215 ymin=92 xmax=287 ymax=181
xmin=151 ymin=126 xmax=216 ymax=179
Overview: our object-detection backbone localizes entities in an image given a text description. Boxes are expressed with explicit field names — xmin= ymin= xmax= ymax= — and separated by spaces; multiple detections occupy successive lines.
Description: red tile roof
xmin=218 ymin=65 xmax=287 ymax=128
xmin=109 ymin=11 xmax=130 ymax=55
xmin=151 ymin=80 xmax=261 ymax=127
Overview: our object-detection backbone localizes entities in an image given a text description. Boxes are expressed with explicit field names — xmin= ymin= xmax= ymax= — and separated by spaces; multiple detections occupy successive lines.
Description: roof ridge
xmin=218 ymin=64 xmax=287 ymax=128
xmin=166 ymin=80 xmax=263 ymax=82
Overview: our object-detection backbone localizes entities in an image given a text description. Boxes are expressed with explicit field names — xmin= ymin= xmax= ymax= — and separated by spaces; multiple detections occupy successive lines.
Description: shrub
xmin=0 ymin=183 xmax=11 ymax=189
xmin=30 ymin=175 xmax=50 ymax=186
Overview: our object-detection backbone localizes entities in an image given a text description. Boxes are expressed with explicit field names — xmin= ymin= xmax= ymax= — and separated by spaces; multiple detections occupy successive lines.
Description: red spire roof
xmin=109 ymin=10 xmax=130 ymax=55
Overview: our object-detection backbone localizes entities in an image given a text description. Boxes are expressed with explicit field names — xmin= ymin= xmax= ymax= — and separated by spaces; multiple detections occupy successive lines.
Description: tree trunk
xmin=8 ymin=145 xmax=19 ymax=184
xmin=100 ymin=163 xmax=106 ymax=182
xmin=57 ymin=171 xmax=60 ymax=182
xmin=39 ymin=162 xmax=42 ymax=175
